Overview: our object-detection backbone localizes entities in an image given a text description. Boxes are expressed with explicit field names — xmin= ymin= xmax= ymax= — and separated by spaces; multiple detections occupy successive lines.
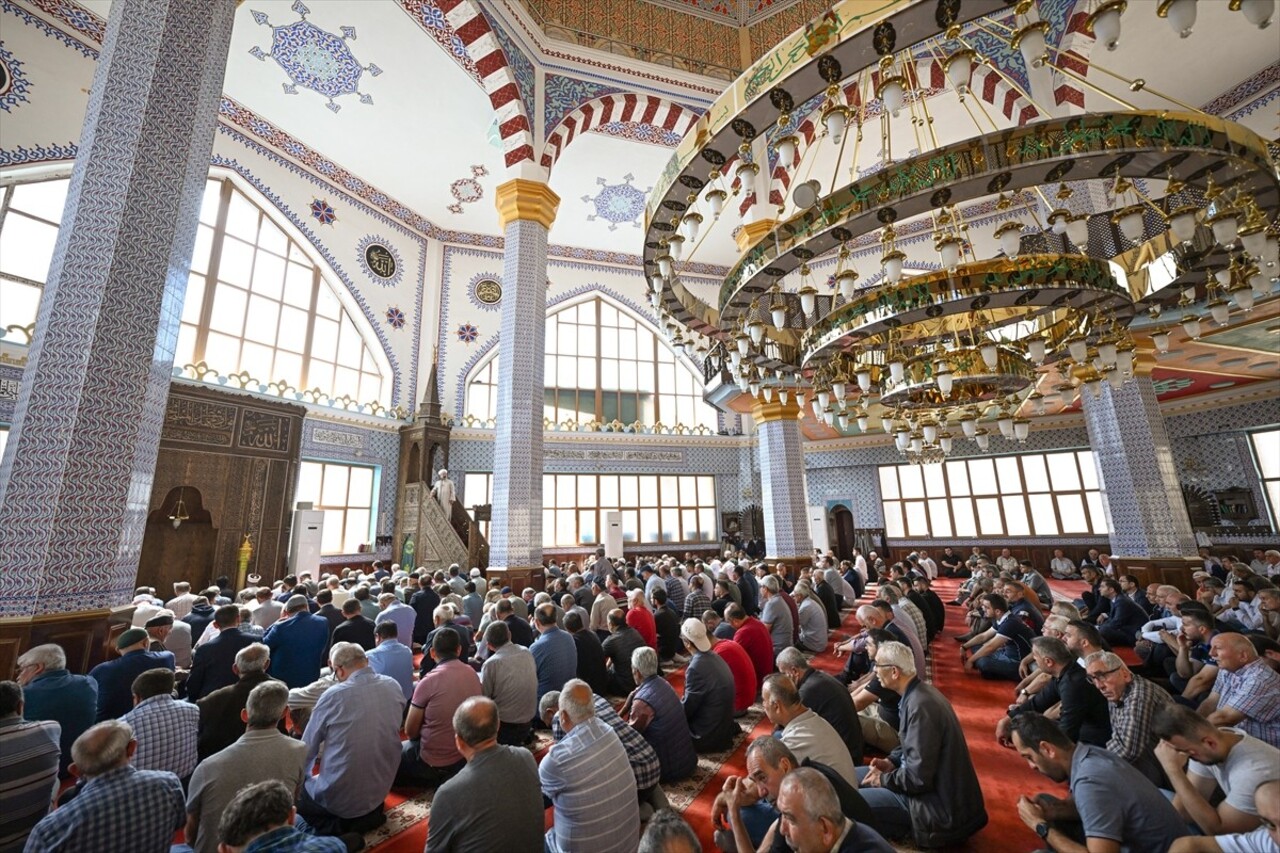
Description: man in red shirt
xmin=713 ymin=633 xmax=758 ymax=713
xmin=626 ymin=589 xmax=658 ymax=649
xmin=726 ymin=603 xmax=774 ymax=694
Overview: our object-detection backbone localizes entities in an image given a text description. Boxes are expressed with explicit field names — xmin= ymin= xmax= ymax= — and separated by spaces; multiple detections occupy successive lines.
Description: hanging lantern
xmin=1167 ymin=206 xmax=1199 ymax=243
xmin=680 ymin=212 xmax=703 ymax=243
xmin=939 ymin=433 xmax=954 ymax=454
xmin=856 ymin=368 xmax=873 ymax=395
xmin=1087 ymin=0 xmax=1126 ymax=50
xmin=762 ymin=385 xmax=773 ymax=402
xmin=1048 ymin=208 xmax=1071 ymax=236
xmin=1208 ymin=209 xmax=1239 ymax=247
xmin=1027 ymin=337 xmax=1047 ymax=365
xmin=1066 ymin=336 xmax=1089 ymax=364
xmin=822 ymin=104 xmax=849 ymax=144
xmin=979 ymin=341 xmax=1000 ymax=370
xmin=995 ymin=222 xmax=1024 ymax=258
xmin=1234 ymin=282 xmax=1257 ymax=312
xmin=1014 ymin=418 xmax=1031 ymax=442
xmin=770 ymin=295 xmax=789 ymax=329
xmin=975 ymin=429 xmax=990 ymax=450
xmin=856 ymin=410 xmax=870 ymax=432
xmin=706 ymin=188 xmax=727 ymax=218
xmin=837 ymin=410 xmax=849 ymax=431
xmin=667 ymin=234 xmax=685 ymax=261
xmin=1240 ymin=0 xmax=1275 ymax=28
xmin=798 ymin=285 xmax=818 ymax=316
xmin=937 ymin=235 xmax=963 ymax=271
xmin=832 ymin=381 xmax=847 ymax=404
xmin=880 ymin=415 xmax=894 ymax=434
xmin=1208 ymin=299 xmax=1231 ymax=326
xmin=779 ymin=387 xmax=790 ymax=405
xmin=959 ymin=412 xmax=978 ymax=438
xmin=1152 ymin=329 xmax=1171 ymax=353
xmin=909 ymin=433 xmax=924 ymax=453
xmin=1160 ymin=0 xmax=1197 ymax=38
xmin=1065 ymin=215 xmax=1090 ymax=250
xmin=824 ymin=407 xmax=837 ymax=427
xmin=1012 ymin=20 xmax=1049 ymax=68
xmin=882 ymin=250 xmax=906 ymax=284
xmin=997 ymin=412 xmax=1015 ymax=440
xmin=1029 ymin=392 xmax=1046 ymax=416
xmin=1114 ymin=205 xmax=1145 ymax=243
xmin=876 ymin=75 xmax=907 ymax=118
xmin=943 ymin=49 xmax=975 ymax=95
xmin=656 ymin=255 xmax=673 ymax=278
xmin=1084 ymin=374 xmax=1103 ymax=398
xmin=775 ymin=135 xmax=800 ymax=170
xmin=735 ymin=331 xmax=751 ymax=357
xmin=836 ymin=270 xmax=859 ymax=300
xmin=747 ymin=318 xmax=766 ymax=346
xmin=936 ymin=366 xmax=954 ymax=399
xmin=1240 ymin=224 xmax=1269 ymax=259
xmin=888 ymin=359 xmax=905 ymax=385
xmin=1097 ymin=340 xmax=1118 ymax=368
xmin=1117 ymin=347 xmax=1135 ymax=376
xmin=923 ymin=422 xmax=939 ymax=444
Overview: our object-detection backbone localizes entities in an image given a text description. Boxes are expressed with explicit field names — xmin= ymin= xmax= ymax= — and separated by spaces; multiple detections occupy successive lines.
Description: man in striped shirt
xmin=0 ymin=681 xmax=60 ymax=852
xmin=539 ymin=679 xmax=640 ymax=853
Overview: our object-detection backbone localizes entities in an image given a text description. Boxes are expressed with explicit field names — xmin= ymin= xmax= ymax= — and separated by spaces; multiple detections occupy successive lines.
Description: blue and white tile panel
xmin=757 ymin=416 xmax=812 ymax=558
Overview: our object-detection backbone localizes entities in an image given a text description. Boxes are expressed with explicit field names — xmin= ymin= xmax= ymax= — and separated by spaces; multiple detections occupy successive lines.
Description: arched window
xmin=466 ymin=295 xmax=717 ymax=429
xmin=0 ymin=174 xmax=388 ymax=406
xmin=177 ymin=179 xmax=388 ymax=404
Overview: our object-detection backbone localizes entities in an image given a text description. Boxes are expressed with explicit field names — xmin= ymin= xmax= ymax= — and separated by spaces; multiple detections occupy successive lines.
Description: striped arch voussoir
xmin=539 ymin=93 xmax=699 ymax=174
xmin=436 ymin=0 xmax=535 ymax=168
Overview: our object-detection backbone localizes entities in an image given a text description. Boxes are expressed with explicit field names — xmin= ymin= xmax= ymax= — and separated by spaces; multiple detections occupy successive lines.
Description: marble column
xmin=1080 ymin=365 xmax=1198 ymax=558
xmin=0 ymin=0 xmax=235 ymax=618
xmin=752 ymin=399 xmax=813 ymax=561
xmin=487 ymin=179 xmax=559 ymax=588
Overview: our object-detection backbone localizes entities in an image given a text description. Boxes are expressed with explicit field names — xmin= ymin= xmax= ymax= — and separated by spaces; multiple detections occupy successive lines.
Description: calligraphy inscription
xmin=544 ymin=448 xmax=684 ymax=462
xmin=164 ymin=426 xmax=233 ymax=447
xmin=473 ymin=278 xmax=503 ymax=305
xmin=167 ymin=398 xmax=237 ymax=431
xmin=312 ymin=428 xmax=363 ymax=450
xmin=239 ymin=410 xmax=290 ymax=453
xmin=364 ymin=243 xmax=397 ymax=280
xmin=0 ymin=377 xmax=19 ymax=401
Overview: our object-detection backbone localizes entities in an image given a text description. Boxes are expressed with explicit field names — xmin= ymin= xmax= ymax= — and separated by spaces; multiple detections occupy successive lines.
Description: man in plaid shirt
xmin=24 ymin=720 xmax=184 ymax=853
xmin=121 ymin=668 xmax=199 ymax=782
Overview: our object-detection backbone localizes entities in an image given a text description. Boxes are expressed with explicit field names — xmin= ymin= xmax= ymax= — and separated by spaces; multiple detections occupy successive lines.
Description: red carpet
xmin=367 ymin=578 xmax=1083 ymax=851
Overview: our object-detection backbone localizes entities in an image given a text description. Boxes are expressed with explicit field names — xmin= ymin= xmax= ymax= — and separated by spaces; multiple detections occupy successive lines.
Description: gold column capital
xmin=495 ymin=179 xmax=560 ymax=230
xmin=735 ymin=218 xmax=777 ymax=253
xmin=751 ymin=397 xmax=803 ymax=423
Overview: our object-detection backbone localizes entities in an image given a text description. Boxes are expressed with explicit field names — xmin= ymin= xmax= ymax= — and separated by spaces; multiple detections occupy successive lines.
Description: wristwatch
xmin=1035 ymin=821 xmax=1050 ymax=840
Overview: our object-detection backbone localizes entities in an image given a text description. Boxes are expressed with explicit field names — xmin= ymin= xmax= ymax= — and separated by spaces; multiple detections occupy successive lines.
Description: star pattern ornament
xmin=385 ymin=306 xmax=405 ymax=329
xmin=582 ymin=173 xmax=650 ymax=231
xmin=456 ymin=322 xmax=479 ymax=344
xmin=310 ymin=197 xmax=336 ymax=225
xmin=250 ymin=1 xmax=383 ymax=113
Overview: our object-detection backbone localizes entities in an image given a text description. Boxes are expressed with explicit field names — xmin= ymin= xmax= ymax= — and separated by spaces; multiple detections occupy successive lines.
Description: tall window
xmin=1252 ymin=428 xmax=1280 ymax=528
xmin=467 ymin=297 xmax=717 ymax=429
xmin=879 ymin=450 xmax=1107 ymax=539
xmin=178 ymin=180 xmax=387 ymax=404
xmin=464 ymin=472 xmax=718 ymax=546
xmin=0 ymin=179 xmax=70 ymax=337
xmin=296 ymin=461 xmax=377 ymax=554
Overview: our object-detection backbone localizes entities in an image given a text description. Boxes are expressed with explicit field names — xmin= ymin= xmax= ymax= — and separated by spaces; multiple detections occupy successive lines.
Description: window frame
xmin=1250 ymin=428 xmax=1280 ymax=529
xmin=296 ymin=459 xmax=379 ymax=556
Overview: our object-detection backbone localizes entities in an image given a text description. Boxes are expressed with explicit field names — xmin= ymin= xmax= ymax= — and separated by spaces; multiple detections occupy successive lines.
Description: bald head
xmin=71 ymin=720 xmax=134 ymax=777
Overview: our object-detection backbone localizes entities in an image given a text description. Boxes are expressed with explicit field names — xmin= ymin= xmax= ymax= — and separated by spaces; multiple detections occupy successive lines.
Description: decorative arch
xmin=430 ymin=0 xmax=536 ymax=168
xmin=455 ymin=284 xmax=705 ymax=418
xmin=540 ymin=93 xmax=700 ymax=174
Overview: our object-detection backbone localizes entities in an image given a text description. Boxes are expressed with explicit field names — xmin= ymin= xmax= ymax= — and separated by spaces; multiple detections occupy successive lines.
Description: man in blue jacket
xmin=17 ymin=642 xmax=98 ymax=775
xmin=89 ymin=628 xmax=175 ymax=720
xmin=186 ymin=604 xmax=256 ymax=701
xmin=263 ymin=595 xmax=331 ymax=688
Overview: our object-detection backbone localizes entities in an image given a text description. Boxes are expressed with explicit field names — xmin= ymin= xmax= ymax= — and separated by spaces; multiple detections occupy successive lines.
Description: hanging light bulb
xmin=1014 ymin=418 xmax=1031 ymax=442
xmin=1027 ymin=337 xmax=1047 ymax=365
xmin=831 ymin=381 xmax=846 ymax=405
xmin=837 ymin=410 xmax=849 ymax=431
xmin=649 ymin=273 xmax=664 ymax=291
xmin=895 ymin=427 xmax=910 ymax=452
xmin=748 ymin=376 xmax=761 ymax=396
xmin=836 ymin=270 xmax=859 ymax=300
xmin=1240 ymin=224 xmax=1269 ymax=259
xmin=1084 ymin=373 xmax=1103 ymax=398
xmin=959 ymin=412 xmax=978 ymax=438
xmin=747 ymin=317 xmax=766 ymax=346
xmin=778 ymin=387 xmax=789 ymax=405
xmin=995 ymin=222 xmax=1024 ymax=258
xmin=735 ymin=331 xmax=751 ymax=357
xmin=1208 ymin=299 xmax=1231 ymax=326
xmin=880 ymin=414 xmax=894 ymax=434
xmin=979 ymin=341 xmax=1000 ymax=370
xmin=816 ymin=386 xmax=831 ymax=410
xmin=1161 ymin=0 xmax=1197 ymax=38
xmin=822 ymin=104 xmax=849 ymax=144
xmin=824 ymin=407 xmax=837 ymax=427
xmin=1107 ymin=367 xmax=1127 ymax=391
xmin=856 ymin=410 xmax=870 ymax=432
xmin=1028 ymin=392 xmax=1046 ymax=416
xmin=881 ymin=250 xmax=906 ymax=284
xmin=937 ymin=235 xmax=963 ymax=271
xmin=1240 ymin=0 xmax=1275 ymax=27
xmin=762 ymin=384 xmax=773 ymax=402
xmin=1152 ymin=329 xmax=1171 ymax=353
xmin=1087 ymin=0 xmax=1126 ymax=50
xmin=997 ymin=412 xmax=1015 ymax=440
xmin=909 ymin=433 xmax=924 ymax=453
xmin=728 ymin=349 xmax=742 ymax=371
xmin=1181 ymin=314 xmax=1203 ymax=339
xmin=943 ymin=49 xmax=975 ymax=95
xmin=923 ymin=422 xmax=939 ymax=444
xmin=876 ymin=75 xmax=907 ymax=117
xmin=1048 ymin=208 xmax=1071 ymax=236
xmin=1114 ymin=205 xmax=1145 ymax=243
xmin=936 ymin=366 xmax=954 ymax=399
xmin=706 ymin=188 xmax=727 ymax=218
xmin=734 ymin=159 xmax=759 ymax=187
xmin=1167 ymin=206 xmax=1199 ymax=243
xmin=975 ymin=429 xmax=991 ymax=450
xmin=657 ymin=255 xmax=673 ymax=278
xmin=1097 ymin=340 xmax=1118 ymax=368
xmin=775 ymin=135 xmax=799 ymax=170
xmin=649 ymin=290 xmax=662 ymax=311
xmin=1117 ymin=347 xmax=1135 ymax=377
xmin=1065 ymin=215 xmax=1091 ymax=251
xmin=1208 ymin=209 xmax=1239 ymax=247
xmin=680 ymin=212 xmax=703 ymax=243
xmin=667 ymin=234 xmax=685 ymax=261
xmin=1066 ymin=336 xmax=1089 ymax=364
xmin=856 ymin=368 xmax=872 ymax=394
xmin=1012 ymin=21 xmax=1049 ymax=68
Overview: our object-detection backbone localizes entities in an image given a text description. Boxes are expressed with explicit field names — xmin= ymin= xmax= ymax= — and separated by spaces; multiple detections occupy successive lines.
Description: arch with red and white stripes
xmin=766 ymin=59 xmax=1039 ymax=206
xmin=540 ymin=93 xmax=700 ymax=174
xmin=434 ymin=0 xmax=536 ymax=168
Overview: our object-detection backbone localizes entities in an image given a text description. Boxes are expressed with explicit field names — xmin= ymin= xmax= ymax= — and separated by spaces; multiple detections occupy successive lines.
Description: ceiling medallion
xmin=356 ymin=236 xmax=402 ymax=287
xmin=249 ymin=0 xmax=383 ymax=113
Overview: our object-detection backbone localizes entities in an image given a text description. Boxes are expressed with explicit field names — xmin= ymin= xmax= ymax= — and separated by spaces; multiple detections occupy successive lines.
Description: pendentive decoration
xmin=356 ymin=235 xmax=402 ymax=287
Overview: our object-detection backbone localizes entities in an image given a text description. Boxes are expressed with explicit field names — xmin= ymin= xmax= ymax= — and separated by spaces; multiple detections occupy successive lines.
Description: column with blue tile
xmin=753 ymin=399 xmax=813 ymax=561
xmin=487 ymin=180 xmax=560 ymax=588
xmin=0 ymin=0 xmax=235 ymax=617
xmin=1080 ymin=365 xmax=1198 ymax=558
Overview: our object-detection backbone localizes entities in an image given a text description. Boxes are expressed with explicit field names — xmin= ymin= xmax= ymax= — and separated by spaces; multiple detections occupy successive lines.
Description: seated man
xmin=540 ymin=679 xmax=641 ymax=853
xmin=623 ymin=646 xmax=696 ymax=783
xmin=774 ymin=768 xmax=893 ymax=853
xmin=298 ymin=642 xmax=406 ymax=836
xmin=776 ymin=647 xmax=863 ymax=765
xmin=857 ymin=642 xmax=988 ymax=847
xmin=400 ymin=629 xmax=483 ymax=787
xmin=15 ymin=643 xmax=97 ymax=777
xmin=762 ymin=674 xmax=857 ymax=789
xmin=366 ymin=620 xmax=415 ymax=703
xmin=601 ymin=609 xmax=646 ymax=697
xmin=185 ymin=604 xmax=255 ymax=702
xmin=1197 ymin=632 xmax=1280 ymax=749
xmin=679 ymin=617 xmax=740 ymax=752
xmin=1170 ymin=780 xmax=1280 ymax=853
xmin=479 ymin=621 xmax=537 ymax=747
xmin=714 ymin=735 xmax=880 ymax=853
xmin=196 ymin=642 xmax=275 ymax=759
xmin=0 ymin=680 xmax=60 ymax=851
xmin=215 ymin=779 xmax=346 ymax=852
xmin=184 ymin=681 xmax=308 ymax=853
xmin=961 ymin=593 xmax=1035 ymax=681
xmin=1097 ymin=578 xmax=1147 ymax=648
xmin=1152 ymin=703 xmax=1280 ymax=837
xmin=121 ymin=667 xmax=198 ymax=780
xmin=262 ymin=595 xmax=331 ymax=689
xmin=89 ymin=627 xmax=175 ymax=721
xmin=997 ymin=636 xmax=1111 ymax=748
xmin=24 ymin=720 xmax=185 ymax=851
xmin=851 ymin=630 xmax=902 ymax=754
xmin=1085 ymin=651 xmax=1172 ymax=788
xmin=425 ymin=697 xmax=544 ymax=853
xmin=1010 ymin=712 xmax=1187 ymax=853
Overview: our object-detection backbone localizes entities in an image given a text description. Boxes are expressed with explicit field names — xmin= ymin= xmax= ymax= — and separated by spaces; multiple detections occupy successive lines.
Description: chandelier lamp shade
xmin=641 ymin=0 xmax=1280 ymax=463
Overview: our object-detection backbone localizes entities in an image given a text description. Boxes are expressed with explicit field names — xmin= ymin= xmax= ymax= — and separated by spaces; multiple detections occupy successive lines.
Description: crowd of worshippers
xmin=2 ymin=546 xmax=1278 ymax=852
